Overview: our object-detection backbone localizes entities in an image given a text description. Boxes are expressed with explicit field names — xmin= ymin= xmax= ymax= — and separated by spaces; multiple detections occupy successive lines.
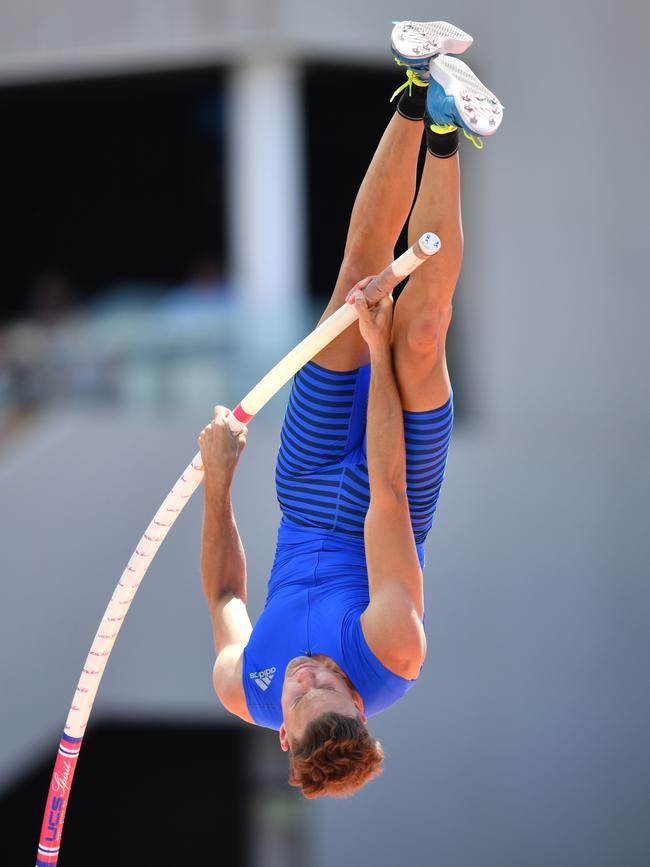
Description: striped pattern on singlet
xmin=275 ymin=361 xmax=453 ymax=545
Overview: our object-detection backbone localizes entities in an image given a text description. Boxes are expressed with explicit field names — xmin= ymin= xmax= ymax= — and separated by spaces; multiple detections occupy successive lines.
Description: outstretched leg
xmin=390 ymin=44 xmax=504 ymax=411
xmin=391 ymin=148 xmax=462 ymax=410
xmin=313 ymin=112 xmax=423 ymax=372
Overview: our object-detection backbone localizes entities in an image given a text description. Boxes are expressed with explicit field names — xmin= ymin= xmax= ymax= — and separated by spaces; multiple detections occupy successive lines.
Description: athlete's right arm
xmin=352 ymin=292 xmax=426 ymax=679
xmin=198 ymin=408 xmax=254 ymax=723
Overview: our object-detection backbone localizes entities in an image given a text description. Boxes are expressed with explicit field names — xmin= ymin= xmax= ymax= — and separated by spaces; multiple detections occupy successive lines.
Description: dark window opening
xmin=0 ymin=67 xmax=227 ymax=322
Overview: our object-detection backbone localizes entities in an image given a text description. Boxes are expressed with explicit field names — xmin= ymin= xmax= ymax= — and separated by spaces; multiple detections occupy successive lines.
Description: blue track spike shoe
xmin=427 ymin=55 xmax=504 ymax=138
xmin=391 ymin=20 xmax=473 ymax=78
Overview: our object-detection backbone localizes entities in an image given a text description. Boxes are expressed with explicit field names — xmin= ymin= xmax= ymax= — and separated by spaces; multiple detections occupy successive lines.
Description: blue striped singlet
xmin=242 ymin=361 xmax=453 ymax=730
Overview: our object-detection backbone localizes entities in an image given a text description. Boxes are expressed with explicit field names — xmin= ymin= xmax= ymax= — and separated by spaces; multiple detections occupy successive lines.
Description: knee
xmin=405 ymin=305 xmax=452 ymax=359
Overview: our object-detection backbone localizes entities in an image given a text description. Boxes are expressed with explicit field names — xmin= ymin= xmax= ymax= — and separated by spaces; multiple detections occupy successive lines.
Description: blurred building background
xmin=1 ymin=1 xmax=649 ymax=865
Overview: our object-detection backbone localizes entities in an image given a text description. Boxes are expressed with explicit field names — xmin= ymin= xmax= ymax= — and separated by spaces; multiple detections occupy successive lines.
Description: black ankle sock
xmin=396 ymin=85 xmax=427 ymax=121
xmin=425 ymin=125 xmax=460 ymax=158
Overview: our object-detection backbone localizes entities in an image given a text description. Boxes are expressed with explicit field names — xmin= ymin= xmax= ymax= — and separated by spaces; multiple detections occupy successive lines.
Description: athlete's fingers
xmin=352 ymin=290 xmax=391 ymax=320
xmin=353 ymin=276 xmax=374 ymax=292
xmin=351 ymin=289 xmax=370 ymax=318
xmin=349 ymin=289 xmax=366 ymax=306
xmin=345 ymin=276 xmax=375 ymax=303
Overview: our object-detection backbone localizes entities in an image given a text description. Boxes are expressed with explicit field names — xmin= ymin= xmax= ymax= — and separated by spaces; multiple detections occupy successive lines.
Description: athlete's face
xmin=278 ymin=655 xmax=365 ymax=751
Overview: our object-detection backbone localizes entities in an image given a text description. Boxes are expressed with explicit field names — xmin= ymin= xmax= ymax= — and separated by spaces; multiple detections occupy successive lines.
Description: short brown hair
xmin=288 ymin=712 xmax=384 ymax=799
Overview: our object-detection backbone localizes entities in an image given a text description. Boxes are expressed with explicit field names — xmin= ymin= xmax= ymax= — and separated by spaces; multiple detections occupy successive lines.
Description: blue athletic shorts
xmin=275 ymin=361 xmax=453 ymax=547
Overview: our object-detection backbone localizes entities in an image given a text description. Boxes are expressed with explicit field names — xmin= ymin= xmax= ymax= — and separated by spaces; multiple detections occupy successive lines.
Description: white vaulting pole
xmin=35 ymin=232 xmax=440 ymax=866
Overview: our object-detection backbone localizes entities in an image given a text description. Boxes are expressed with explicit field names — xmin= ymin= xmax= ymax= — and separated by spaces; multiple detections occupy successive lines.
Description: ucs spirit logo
xmin=45 ymin=795 xmax=64 ymax=843
xmin=44 ymin=758 xmax=72 ymax=843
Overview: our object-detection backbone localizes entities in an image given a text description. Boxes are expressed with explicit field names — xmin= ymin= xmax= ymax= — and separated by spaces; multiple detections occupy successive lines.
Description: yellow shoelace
xmin=390 ymin=65 xmax=429 ymax=102
xmin=462 ymin=129 xmax=484 ymax=150
xmin=429 ymin=122 xmax=484 ymax=151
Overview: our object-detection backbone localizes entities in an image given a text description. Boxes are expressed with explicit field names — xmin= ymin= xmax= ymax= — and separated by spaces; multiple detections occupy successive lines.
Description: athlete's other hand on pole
xmin=347 ymin=283 xmax=393 ymax=353
xmin=198 ymin=405 xmax=247 ymax=483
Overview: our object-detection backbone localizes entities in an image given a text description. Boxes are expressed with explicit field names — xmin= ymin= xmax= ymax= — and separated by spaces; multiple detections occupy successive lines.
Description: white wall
xmin=0 ymin=0 xmax=393 ymax=84
xmin=0 ymin=0 xmax=277 ymax=83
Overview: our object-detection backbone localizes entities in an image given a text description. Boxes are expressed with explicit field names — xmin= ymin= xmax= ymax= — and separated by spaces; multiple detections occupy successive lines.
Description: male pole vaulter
xmin=198 ymin=20 xmax=503 ymax=797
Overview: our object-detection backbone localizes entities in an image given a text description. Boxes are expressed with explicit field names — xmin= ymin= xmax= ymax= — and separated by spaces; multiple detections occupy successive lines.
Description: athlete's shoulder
xmin=360 ymin=601 xmax=427 ymax=680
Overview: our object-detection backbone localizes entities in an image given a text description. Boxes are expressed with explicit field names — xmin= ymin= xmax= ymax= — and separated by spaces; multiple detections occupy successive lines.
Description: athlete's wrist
xmin=369 ymin=341 xmax=393 ymax=367
xmin=203 ymin=473 xmax=234 ymax=503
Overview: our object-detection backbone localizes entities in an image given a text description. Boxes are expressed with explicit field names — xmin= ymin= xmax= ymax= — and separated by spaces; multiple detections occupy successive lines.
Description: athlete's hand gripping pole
xmin=35 ymin=232 xmax=440 ymax=866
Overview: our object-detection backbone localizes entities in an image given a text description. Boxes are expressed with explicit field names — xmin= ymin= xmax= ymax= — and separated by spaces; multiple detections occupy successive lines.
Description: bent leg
xmin=313 ymin=112 xmax=423 ymax=371
xmin=391 ymin=150 xmax=463 ymax=410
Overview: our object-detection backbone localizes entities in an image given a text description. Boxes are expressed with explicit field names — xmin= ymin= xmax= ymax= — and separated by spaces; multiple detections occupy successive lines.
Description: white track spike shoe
xmin=391 ymin=20 xmax=473 ymax=78
xmin=428 ymin=54 xmax=504 ymax=137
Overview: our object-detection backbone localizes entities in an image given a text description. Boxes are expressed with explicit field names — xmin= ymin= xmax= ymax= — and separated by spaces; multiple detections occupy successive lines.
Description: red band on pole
xmin=232 ymin=404 xmax=253 ymax=424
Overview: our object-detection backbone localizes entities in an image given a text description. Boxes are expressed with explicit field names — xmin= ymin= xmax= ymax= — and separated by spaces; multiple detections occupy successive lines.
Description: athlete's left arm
xmin=198 ymin=408 xmax=254 ymax=722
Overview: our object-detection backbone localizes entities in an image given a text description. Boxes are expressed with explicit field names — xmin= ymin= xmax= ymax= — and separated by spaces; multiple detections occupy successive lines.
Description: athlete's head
xmin=279 ymin=654 xmax=384 ymax=798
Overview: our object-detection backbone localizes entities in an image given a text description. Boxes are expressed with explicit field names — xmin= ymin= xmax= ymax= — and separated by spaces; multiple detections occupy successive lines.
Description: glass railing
xmin=0 ymin=285 xmax=315 ymax=434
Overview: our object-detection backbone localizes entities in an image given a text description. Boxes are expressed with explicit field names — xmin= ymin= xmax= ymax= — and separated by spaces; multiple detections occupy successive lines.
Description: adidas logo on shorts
xmin=250 ymin=667 xmax=276 ymax=691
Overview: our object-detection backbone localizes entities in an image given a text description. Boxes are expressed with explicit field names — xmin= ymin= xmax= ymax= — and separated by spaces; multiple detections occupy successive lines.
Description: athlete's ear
xmin=279 ymin=722 xmax=289 ymax=752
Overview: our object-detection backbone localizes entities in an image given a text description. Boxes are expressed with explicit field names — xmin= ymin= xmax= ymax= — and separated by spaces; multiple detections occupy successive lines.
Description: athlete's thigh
xmin=312 ymin=252 xmax=393 ymax=372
